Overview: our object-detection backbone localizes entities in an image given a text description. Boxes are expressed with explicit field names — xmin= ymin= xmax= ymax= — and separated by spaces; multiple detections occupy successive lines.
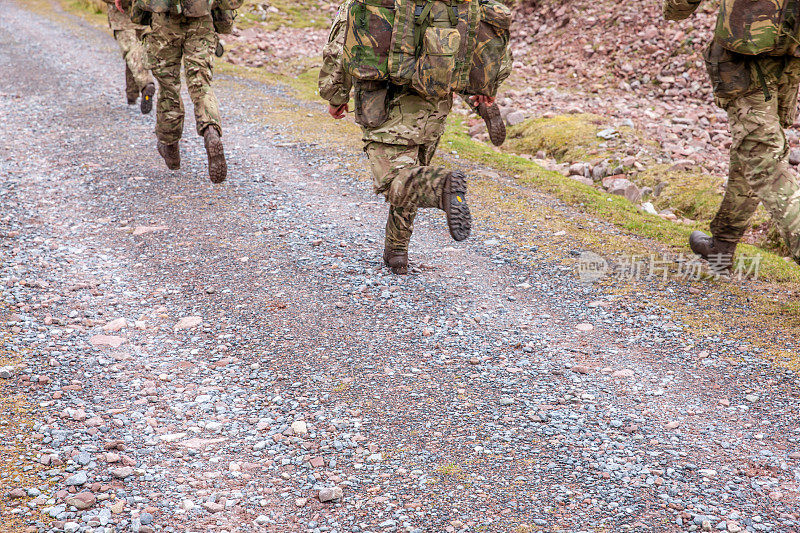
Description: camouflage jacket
xmin=319 ymin=1 xmax=354 ymax=108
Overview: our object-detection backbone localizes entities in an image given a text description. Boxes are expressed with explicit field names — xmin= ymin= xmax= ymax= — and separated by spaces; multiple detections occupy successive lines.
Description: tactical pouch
xmin=464 ymin=0 xmax=512 ymax=97
xmin=704 ymin=40 xmax=752 ymax=99
xmin=181 ymin=0 xmax=213 ymax=18
xmin=212 ymin=7 xmax=236 ymax=34
xmin=344 ymin=0 xmax=396 ymax=81
xmin=354 ymin=80 xmax=390 ymax=129
xmin=130 ymin=1 xmax=152 ymax=25
xmin=412 ymin=26 xmax=462 ymax=98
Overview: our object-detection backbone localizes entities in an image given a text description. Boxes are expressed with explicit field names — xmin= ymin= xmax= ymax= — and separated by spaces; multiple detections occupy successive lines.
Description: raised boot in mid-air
xmin=157 ymin=141 xmax=181 ymax=171
xmin=476 ymin=102 xmax=506 ymax=146
xmin=204 ymin=126 xmax=227 ymax=184
xmin=383 ymin=249 xmax=409 ymax=275
xmin=140 ymin=82 xmax=155 ymax=115
xmin=441 ymin=171 xmax=472 ymax=242
xmin=689 ymin=230 xmax=737 ymax=273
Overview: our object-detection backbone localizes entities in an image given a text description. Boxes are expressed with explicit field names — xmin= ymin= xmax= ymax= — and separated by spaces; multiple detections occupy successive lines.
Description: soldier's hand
xmin=115 ymin=0 xmax=124 ymax=12
xmin=470 ymin=95 xmax=496 ymax=107
xmin=328 ymin=103 xmax=349 ymax=119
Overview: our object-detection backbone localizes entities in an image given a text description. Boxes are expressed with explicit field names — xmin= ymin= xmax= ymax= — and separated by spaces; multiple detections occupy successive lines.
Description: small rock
xmin=7 ymin=488 xmax=26 ymax=499
xmin=65 ymin=471 xmax=88 ymax=486
xmin=790 ymin=148 xmax=800 ymax=165
xmin=65 ymin=492 xmax=96 ymax=510
xmin=0 ymin=366 xmax=14 ymax=379
xmin=745 ymin=394 xmax=759 ymax=403
xmin=110 ymin=467 xmax=134 ymax=479
xmin=290 ymin=420 xmax=308 ymax=436
xmin=319 ymin=486 xmax=343 ymax=502
xmin=174 ymin=316 xmax=202 ymax=331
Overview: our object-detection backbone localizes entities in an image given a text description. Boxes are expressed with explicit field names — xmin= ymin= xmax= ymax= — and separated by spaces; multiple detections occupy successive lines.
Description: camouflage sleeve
xmin=663 ymin=0 xmax=702 ymax=21
xmin=496 ymin=47 xmax=514 ymax=90
xmin=319 ymin=2 xmax=353 ymax=107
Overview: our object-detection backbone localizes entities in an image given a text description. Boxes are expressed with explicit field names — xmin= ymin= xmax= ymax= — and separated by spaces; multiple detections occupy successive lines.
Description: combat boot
xmin=140 ymin=82 xmax=155 ymax=115
xmin=204 ymin=126 xmax=227 ymax=184
xmin=441 ymin=171 xmax=472 ymax=242
xmin=689 ymin=230 xmax=737 ymax=273
xmin=157 ymin=141 xmax=181 ymax=170
xmin=383 ymin=248 xmax=409 ymax=275
xmin=476 ymin=102 xmax=506 ymax=146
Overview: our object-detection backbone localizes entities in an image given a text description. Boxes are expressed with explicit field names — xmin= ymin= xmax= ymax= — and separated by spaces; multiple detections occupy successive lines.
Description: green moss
xmin=504 ymin=113 xmax=623 ymax=162
xmin=68 ymin=0 xmax=104 ymax=15
xmin=637 ymin=165 xmax=724 ymax=220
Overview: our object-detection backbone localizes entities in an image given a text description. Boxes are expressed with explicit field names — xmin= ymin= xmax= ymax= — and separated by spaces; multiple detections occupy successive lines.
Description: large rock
xmin=606 ymin=177 xmax=642 ymax=203
xmin=66 ymin=492 xmax=96 ymax=510
xmin=506 ymin=111 xmax=525 ymax=126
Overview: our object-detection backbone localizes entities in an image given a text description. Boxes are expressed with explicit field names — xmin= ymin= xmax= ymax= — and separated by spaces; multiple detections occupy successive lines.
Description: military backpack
xmin=343 ymin=0 xmax=512 ymax=99
xmin=715 ymin=0 xmax=800 ymax=55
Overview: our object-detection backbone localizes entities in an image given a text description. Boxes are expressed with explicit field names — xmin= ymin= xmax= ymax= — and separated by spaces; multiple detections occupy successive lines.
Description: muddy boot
xmin=203 ymin=126 xmax=227 ymax=184
xmin=125 ymin=65 xmax=138 ymax=105
xmin=689 ymin=230 xmax=737 ymax=273
xmin=140 ymin=82 xmax=155 ymax=115
xmin=383 ymin=248 xmax=408 ymax=275
xmin=157 ymin=141 xmax=181 ymax=170
xmin=477 ymin=102 xmax=506 ymax=146
xmin=441 ymin=171 xmax=472 ymax=242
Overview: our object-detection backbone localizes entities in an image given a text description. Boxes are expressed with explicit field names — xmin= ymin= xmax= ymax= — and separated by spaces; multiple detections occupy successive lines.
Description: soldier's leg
xmin=709 ymin=151 xmax=761 ymax=243
xmin=124 ymin=64 xmax=138 ymax=104
xmin=365 ymin=142 xmax=421 ymax=254
xmin=114 ymin=29 xmax=152 ymax=95
xmin=146 ymin=14 xmax=185 ymax=145
xmin=183 ymin=16 xmax=221 ymax=137
xmin=726 ymin=85 xmax=800 ymax=260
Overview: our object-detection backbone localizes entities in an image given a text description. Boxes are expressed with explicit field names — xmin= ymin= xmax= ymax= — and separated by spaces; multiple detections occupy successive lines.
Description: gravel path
xmin=1 ymin=2 xmax=800 ymax=533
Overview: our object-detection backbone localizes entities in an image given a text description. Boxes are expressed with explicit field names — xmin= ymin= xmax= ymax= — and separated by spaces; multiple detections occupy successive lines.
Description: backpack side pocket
xmin=704 ymin=40 xmax=752 ymax=99
xmin=412 ymin=26 xmax=461 ymax=98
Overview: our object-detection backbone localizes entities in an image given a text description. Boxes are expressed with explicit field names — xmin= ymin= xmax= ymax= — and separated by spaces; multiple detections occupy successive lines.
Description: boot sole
xmin=140 ymin=84 xmax=155 ymax=115
xmin=205 ymin=132 xmax=227 ymax=184
xmin=479 ymin=103 xmax=506 ymax=147
xmin=446 ymin=172 xmax=472 ymax=242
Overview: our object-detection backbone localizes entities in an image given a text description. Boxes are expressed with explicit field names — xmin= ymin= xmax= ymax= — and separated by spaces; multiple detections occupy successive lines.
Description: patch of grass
xmin=637 ymin=165 xmax=724 ymax=221
xmin=435 ymin=463 xmax=462 ymax=476
xmin=236 ymin=0 xmax=332 ymax=31
xmin=504 ymin=113 xmax=629 ymax=162
xmin=69 ymin=0 xmax=104 ymax=14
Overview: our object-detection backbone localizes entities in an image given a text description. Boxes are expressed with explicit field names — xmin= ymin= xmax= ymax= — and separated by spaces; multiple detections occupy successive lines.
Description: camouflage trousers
xmin=365 ymin=141 xmax=449 ymax=252
xmin=145 ymin=12 xmax=221 ymax=144
xmin=711 ymin=57 xmax=800 ymax=260
xmin=114 ymin=29 xmax=152 ymax=102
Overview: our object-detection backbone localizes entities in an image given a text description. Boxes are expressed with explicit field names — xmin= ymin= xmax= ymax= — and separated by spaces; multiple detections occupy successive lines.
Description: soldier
xmin=104 ymin=0 xmax=155 ymax=114
xmin=319 ymin=1 xmax=475 ymax=275
xmin=664 ymin=0 xmax=800 ymax=270
xmin=118 ymin=0 xmax=231 ymax=183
